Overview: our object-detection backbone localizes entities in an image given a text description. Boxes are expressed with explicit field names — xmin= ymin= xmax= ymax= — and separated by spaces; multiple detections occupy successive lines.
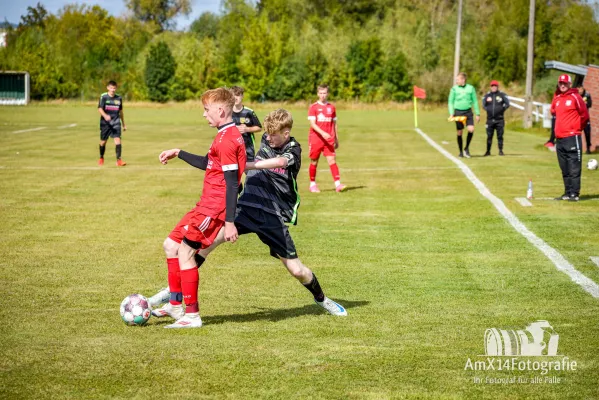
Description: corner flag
xmin=413 ymin=86 xmax=426 ymax=128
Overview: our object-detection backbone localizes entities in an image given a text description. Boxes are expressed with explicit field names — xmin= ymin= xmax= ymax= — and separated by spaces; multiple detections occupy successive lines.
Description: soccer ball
xmin=587 ymin=158 xmax=598 ymax=170
xmin=120 ymin=294 xmax=152 ymax=326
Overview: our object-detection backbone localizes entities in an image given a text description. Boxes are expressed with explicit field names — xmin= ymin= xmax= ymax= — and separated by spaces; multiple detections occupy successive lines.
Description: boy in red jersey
xmin=307 ymin=84 xmax=346 ymax=193
xmin=155 ymin=88 xmax=246 ymax=328
xmin=551 ymin=74 xmax=589 ymax=202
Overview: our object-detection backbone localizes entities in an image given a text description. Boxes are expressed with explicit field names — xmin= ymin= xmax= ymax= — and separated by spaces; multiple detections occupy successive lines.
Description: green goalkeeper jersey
xmin=448 ymin=84 xmax=480 ymax=116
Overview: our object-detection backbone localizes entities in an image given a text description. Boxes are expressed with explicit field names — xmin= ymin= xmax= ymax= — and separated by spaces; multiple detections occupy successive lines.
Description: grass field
xmin=1 ymin=103 xmax=598 ymax=399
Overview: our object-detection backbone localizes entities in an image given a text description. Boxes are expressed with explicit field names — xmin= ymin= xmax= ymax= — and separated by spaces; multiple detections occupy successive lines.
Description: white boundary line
xmin=515 ymin=197 xmax=533 ymax=207
xmin=415 ymin=128 xmax=599 ymax=299
xmin=12 ymin=127 xmax=46 ymax=134
xmin=58 ymin=123 xmax=77 ymax=129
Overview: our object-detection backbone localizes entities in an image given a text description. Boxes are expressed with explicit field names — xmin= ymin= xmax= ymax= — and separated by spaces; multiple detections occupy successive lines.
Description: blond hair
xmin=317 ymin=84 xmax=329 ymax=91
xmin=263 ymin=109 xmax=293 ymax=134
xmin=201 ymin=87 xmax=235 ymax=111
xmin=457 ymin=72 xmax=467 ymax=80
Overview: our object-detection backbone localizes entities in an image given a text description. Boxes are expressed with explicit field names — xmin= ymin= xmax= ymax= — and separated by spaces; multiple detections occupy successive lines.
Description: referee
xmin=448 ymin=72 xmax=480 ymax=158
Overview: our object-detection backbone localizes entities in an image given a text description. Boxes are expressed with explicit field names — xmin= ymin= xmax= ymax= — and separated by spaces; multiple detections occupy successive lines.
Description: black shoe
xmin=554 ymin=194 xmax=569 ymax=201
xmin=499 ymin=150 xmax=504 ymax=156
xmin=568 ymin=195 xmax=580 ymax=202
xmin=463 ymin=149 xmax=471 ymax=158
xmin=458 ymin=152 xmax=464 ymax=158
xmin=484 ymin=151 xmax=491 ymax=157
xmin=586 ymin=150 xmax=592 ymax=155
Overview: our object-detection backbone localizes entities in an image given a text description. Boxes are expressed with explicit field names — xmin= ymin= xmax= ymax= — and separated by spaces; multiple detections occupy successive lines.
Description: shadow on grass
xmin=321 ymin=185 xmax=367 ymax=193
xmin=579 ymin=194 xmax=599 ymax=201
xmin=153 ymin=299 xmax=369 ymax=326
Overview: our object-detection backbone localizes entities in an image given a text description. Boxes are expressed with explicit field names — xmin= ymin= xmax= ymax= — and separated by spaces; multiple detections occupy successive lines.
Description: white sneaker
xmin=151 ymin=302 xmax=184 ymax=319
xmin=165 ymin=313 xmax=203 ymax=329
xmin=316 ymin=297 xmax=348 ymax=316
xmin=148 ymin=287 xmax=170 ymax=308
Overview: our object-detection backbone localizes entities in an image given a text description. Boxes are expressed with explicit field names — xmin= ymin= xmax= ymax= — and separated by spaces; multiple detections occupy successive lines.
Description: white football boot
xmin=148 ymin=287 xmax=170 ymax=308
xmin=151 ymin=302 xmax=184 ymax=320
xmin=316 ymin=297 xmax=348 ymax=316
xmin=164 ymin=313 xmax=203 ymax=329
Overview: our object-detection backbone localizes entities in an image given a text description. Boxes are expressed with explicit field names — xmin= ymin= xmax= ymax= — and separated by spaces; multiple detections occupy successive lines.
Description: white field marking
xmin=442 ymin=141 xmax=450 ymax=145
xmin=0 ymin=166 xmax=193 ymax=171
xmin=591 ymin=257 xmax=599 ymax=268
xmin=415 ymin=128 xmax=599 ymax=299
xmin=515 ymin=197 xmax=533 ymax=207
xmin=12 ymin=127 xmax=46 ymax=134
xmin=57 ymin=123 xmax=77 ymax=129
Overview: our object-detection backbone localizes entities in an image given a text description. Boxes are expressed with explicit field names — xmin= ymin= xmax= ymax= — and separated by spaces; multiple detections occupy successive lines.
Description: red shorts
xmin=168 ymin=207 xmax=224 ymax=249
xmin=309 ymin=136 xmax=336 ymax=159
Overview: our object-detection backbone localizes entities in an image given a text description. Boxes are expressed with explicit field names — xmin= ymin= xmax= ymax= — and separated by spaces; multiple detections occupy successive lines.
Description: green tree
xmin=145 ymin=41 xmax=176 ymax=102
xmin=190 ymin=12 xmax=220 ymax=39
xmin=126 ymin=0 xmax=191 ymax=31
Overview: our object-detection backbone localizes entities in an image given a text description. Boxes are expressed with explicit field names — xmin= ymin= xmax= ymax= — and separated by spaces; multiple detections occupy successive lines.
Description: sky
xmin=0 ymin=0 xmax=222 ymax=29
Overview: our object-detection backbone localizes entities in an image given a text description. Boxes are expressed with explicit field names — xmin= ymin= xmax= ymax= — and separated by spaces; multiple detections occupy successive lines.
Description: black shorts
xmin=100 ymin=123 xmax=121 ymax=141
xmin=242 ymin=133 xmax=255 ymax=162
xmin=235 ymin=206 xmax=298 ymax=259
xmin=454 ymin=109 xmax=474 ymax=130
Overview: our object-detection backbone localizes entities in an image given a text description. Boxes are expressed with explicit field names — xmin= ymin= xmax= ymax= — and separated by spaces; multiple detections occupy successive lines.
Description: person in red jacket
xmin=550 ymin=74 xmax=589 ymax=202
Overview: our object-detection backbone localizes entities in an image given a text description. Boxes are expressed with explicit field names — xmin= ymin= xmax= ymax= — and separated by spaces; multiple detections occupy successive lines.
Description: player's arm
xmin=119 ymin=106 xmax=126 ymax=130
xmin=222 ymin=142 xmax=243 ymax=242
xmin=575 ymin=94 xmax=589 ymax=128
xmin=246 ymin=156 xmax=288 ymax=170
xmin=158 ymin=148 xmax=208 ymax=170
xmin=503 ymin=93 xmax=510 ymax=110
xmin=587 ymin=93 xmax=592 ymax=109
xmin=247 ymin=110 xmax=262 ymax=133
xmin=333 ymin=120 xmax=339 ymax=149
xmin=309 ymin=121 xmax=331 ymax=140
xmin=471 ymin=87 xmax=481 ymax=120
xmin=98 ymin=96 xmax=110 ymax=121
xmin=448 ymin=87 xmax=455 ymax=116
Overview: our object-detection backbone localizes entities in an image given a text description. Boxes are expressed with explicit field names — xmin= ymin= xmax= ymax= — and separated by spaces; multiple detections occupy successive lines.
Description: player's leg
xmin=555 ymin=139 xmax=570 ymax=199
xmin=325 ymin=152 xmax=346 ymax=192
xmin=99 ymin=126 xmax=109 ymax=165
xmin=456 ymin=127 xmax=464 ymax=157
xmin=113 ymin=132 xmax=126 ymax=166
xmin=584 ymin=124 xmax=592 ymax=154
xmin=568 ymin=135 xmax=582 ymax=201
xmin=463 ymin=111 xmax=475 ymax=158
xmin=484 ymin=122 xmax=493 ymax=156
xmin=497 ymin=121 xmax=505 ymax=155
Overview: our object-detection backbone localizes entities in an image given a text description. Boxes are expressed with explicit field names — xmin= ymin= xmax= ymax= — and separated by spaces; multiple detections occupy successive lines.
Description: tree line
xmin=1 ymin=0 xmax=598 ymax=103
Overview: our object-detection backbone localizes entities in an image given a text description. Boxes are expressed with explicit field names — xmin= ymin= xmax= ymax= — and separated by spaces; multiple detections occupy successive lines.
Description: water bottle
xmin=527 ymin=179 xmax=533 ymax=200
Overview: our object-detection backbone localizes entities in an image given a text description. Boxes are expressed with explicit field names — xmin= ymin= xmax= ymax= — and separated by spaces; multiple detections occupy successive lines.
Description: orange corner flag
xmin=413 ymin=86 xmax=426 ymax=99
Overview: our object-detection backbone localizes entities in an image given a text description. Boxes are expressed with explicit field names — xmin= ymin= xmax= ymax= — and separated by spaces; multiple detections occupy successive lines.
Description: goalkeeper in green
xmin=448 ymin=72 xmax=480 ymax=158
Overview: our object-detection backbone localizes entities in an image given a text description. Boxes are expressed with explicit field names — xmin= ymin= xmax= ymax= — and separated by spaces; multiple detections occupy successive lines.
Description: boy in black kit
xmin=230 ymin=86 xmax=262 ymax=161
xmin=97 ymin=80 xmax=127 ymax=166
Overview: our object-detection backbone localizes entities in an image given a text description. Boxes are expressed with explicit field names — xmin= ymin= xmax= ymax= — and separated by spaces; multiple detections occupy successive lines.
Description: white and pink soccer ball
xmin=120 ymin=294 xmax=152 ymax=326
xmin=587 ymin=158 xmax=598 ymax=170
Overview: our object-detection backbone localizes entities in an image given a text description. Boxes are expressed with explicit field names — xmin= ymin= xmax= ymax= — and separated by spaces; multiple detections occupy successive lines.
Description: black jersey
xmin=98 ymin=93 xmax=123 ymax=126
xmin=238 ymin=134 xmax=301 ymax=225
xmin=232 ymin=106 xmax=262 ymax=129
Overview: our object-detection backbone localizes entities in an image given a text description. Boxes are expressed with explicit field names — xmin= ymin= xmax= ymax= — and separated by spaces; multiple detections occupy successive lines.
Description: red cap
xmin=558 ymin=74 xmax=572 ymax=84
xmin=490 ymin=80 xmax=499 ymax=86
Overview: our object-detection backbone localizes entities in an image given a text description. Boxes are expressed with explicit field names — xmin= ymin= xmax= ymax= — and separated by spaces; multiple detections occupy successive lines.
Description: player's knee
xmin=163 ymin=238 xmax=179 ymax=257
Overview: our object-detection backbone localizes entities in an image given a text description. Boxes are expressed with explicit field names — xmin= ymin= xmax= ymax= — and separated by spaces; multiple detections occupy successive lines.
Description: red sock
xmin=329 ymin=163 xmax=340 ymax=181
xmin=309 ymin=164 xmax=317 ymax=182
xmin=181 ymin=268 xmax=199 ymax=314
xmin=167 ymin=258 xmax=182 ymax=305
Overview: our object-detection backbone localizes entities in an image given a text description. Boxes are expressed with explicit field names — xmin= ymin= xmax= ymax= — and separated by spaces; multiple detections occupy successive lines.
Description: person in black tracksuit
xmin=578 ymin=85 xmax=593 ymax=154
xmin=482 ymin=80 xmax=510 ymax=156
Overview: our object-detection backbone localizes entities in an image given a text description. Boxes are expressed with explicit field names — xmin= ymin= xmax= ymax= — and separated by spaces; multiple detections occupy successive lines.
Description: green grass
xmin=1 ymin=103 xmax=598 ymax=399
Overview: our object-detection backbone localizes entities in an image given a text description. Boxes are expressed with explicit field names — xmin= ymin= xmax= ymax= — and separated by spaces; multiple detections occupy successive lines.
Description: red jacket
xmin=551 ymin=88 xmax=589 ymax=139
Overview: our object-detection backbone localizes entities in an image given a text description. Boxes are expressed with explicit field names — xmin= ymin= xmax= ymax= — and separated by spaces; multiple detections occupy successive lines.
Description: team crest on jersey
xmin=566 ymin=100 xmax=572 ymax=106
xmin=115 ymin=100 xmax=120 ymax=106
xmin=327 ymin=107 xmax=332 ymax=113
xmin=496 ymin=96 xmax=502 ymax=102
xmin=237 ymin=137 xmax=244 ymax=145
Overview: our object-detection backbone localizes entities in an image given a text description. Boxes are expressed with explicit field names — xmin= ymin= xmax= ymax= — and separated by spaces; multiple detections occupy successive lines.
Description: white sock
xmin=334 ymin=180 xmax=341 ymax=187
xmin=310 ymin=181 xmax=317 ymax=187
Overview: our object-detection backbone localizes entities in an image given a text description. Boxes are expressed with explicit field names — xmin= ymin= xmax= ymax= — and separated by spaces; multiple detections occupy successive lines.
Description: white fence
xmin=507 ymin=96 xmax=552 ymax=128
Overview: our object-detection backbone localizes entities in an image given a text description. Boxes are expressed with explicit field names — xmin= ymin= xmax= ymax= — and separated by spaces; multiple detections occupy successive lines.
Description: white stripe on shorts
xmin=198 ymin=216 xmax=211 ymax=232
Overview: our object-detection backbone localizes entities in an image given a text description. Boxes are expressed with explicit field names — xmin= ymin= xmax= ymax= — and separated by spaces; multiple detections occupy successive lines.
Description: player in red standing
xmin=308 ymin=84 xmax=346 ymax=193
xmin=155 ymin=88 xmax=246 ymax=328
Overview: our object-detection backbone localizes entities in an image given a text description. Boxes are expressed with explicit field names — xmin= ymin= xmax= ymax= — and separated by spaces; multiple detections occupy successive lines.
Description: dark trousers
xmin=583 ymin=123 xmax=592 ymax=152
xmin=556 ymin=135 xmax=582 ymax=196
xmin=486 ymin=120 xmax=504 ymax=152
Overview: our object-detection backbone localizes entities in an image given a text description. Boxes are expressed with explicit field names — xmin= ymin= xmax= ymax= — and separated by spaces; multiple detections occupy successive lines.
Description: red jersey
xmin=196 ymin=122 xmax=246 ymax=220
xmin=551 ymin=89 xmax=589 ymax=139
xmin=308 ymin=102 xmax=337 ymax=142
